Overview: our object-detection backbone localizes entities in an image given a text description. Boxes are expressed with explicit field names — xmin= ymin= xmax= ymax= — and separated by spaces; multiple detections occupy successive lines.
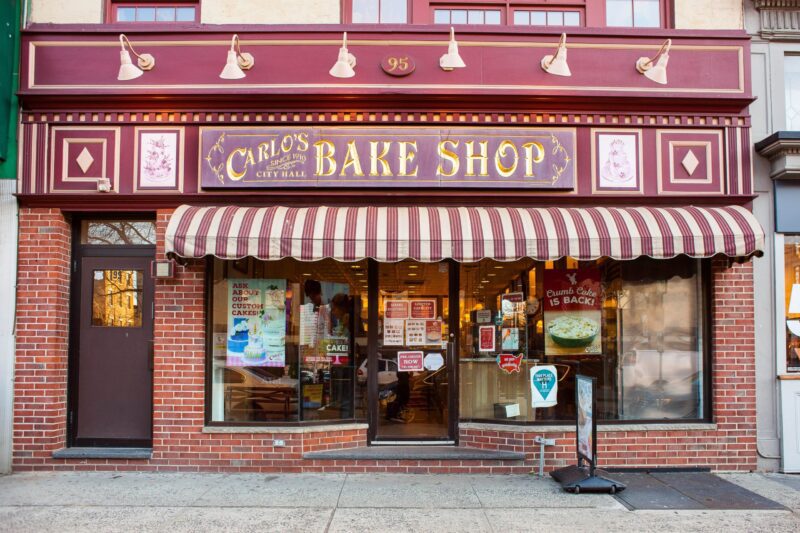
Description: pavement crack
xmin=469 ymin=477 xmax=495 ymax=533
xmin=323 ymin=473 xmax=347 ymax=533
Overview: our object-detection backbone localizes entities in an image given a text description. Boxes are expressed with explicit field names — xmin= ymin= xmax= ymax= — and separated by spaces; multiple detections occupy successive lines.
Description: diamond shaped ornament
xmin=681 ymin=149 xmax=700 ymax=176
xmin=76 ymin=147 xmax=95 ymax=174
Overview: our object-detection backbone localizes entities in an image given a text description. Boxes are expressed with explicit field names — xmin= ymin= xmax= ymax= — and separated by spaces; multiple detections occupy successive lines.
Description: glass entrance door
xmin=370 ymin=260 xmax=454 ymax=442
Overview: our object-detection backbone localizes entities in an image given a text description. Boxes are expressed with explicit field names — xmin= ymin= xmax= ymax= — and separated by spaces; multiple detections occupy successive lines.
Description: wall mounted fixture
xmin=439 ymin=27 xmax=466 ymax=71
xmin=117 ymin=34 xmax=155 ymax=81
xmin=329 ymin=32 xmax=356 ymax=78
xmin=540 ymin=33 xmax=571 ymax=77
xmin=636 ymin=39 xmax=671 ymax=85
xmin=220 ymin=34 xmax=255 ymax=80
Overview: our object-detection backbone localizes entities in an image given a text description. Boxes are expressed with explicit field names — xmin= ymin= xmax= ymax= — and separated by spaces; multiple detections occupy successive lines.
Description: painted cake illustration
xmin=227 ymin=317 xmax=249 ymax=354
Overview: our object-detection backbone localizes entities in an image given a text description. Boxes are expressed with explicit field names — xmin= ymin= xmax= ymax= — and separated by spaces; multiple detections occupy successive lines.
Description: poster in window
xmin=425 ymin=319 xmax=442 ymax=345
xmin=501 ymin=327 xmax=519 ymax=351
xmin=385 ymin=300 xmax=410 ymax=319
xmin=406 ymin=319 xmax=427 ymax=346
xmin=384 ymin=318 xmax=405 ymax=346
xmin=576 ymin=375 xmax=594 ymax=462
xmin=398 ymin=351 xmax=424 ymax=372
xmin=226 ymin=279 xmax=286 ymax=367
xmin=478 ymin=325 xmax=496 ymax=352
xmin=410 ymin=299 xmax=436 ymax=319
xmin=543 ymin=269 xmax=602 ymax=356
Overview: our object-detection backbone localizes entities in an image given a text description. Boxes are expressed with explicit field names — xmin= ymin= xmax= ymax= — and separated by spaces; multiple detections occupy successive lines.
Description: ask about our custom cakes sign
xmin=200 ymin=127 xmax=575 ymax=189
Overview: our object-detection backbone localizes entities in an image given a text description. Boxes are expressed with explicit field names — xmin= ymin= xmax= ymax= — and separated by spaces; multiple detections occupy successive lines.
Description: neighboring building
xmin=0 ymin=0 xmax=20 ymax=475
xmin=749 ymin=0 xmax=800 ymax=473
xmin=12 ymin=1 xmax=765 ymax=474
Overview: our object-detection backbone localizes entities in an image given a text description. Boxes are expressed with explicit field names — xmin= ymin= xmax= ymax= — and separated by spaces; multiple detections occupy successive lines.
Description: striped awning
xmin=165 ymin=205 xmax=764 ymax=263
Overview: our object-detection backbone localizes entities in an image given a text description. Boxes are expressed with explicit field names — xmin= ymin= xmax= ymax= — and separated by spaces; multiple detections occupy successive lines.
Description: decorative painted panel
xmin=656 ymin=130 xmax=724 ymax=195
xmin=49 ymin=126 xmax=120 ymax=193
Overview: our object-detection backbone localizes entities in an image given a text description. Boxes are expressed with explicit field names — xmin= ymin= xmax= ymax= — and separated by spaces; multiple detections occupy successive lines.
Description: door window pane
xmin=785 ymin=236 xmax=800 ymax=372
xmin=80 ymin=220 xmax=156 ymax=245
xmin=92 ymin=270 xmax=143 ymax=328
xmin=210 ymin=258 xmax=366 ymax=423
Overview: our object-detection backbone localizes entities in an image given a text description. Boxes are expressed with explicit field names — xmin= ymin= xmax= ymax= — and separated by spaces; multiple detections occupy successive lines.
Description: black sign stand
xmin=550 ymin=374 xmax=626 ymax=494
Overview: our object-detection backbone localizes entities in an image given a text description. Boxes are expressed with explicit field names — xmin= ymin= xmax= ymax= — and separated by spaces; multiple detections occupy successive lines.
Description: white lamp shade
xmin=541 ymin=47 xmax=571 ymax=77
xmin=220 ymin=49 xmax=246 ymax=79
xmin=118 ymin=50 xmax=143 ymax=81
xmin=789 ymin=284 xmax=800 ymax=315
xmin=439 ymin=29 xmax=465 ymax=70
xmin=329 ymin=48 xmax=356 ymax=78
xmin=637 ymin=53 xmax=669 ymax=85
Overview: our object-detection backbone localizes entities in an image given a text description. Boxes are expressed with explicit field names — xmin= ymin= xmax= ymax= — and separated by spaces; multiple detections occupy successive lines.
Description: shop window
xmin=80 ymin=220 xmax=156 ymax=245
xmin=785 ymin=236 xmax=800 ymax=372
xmin=433 ymin=8 xmax=502 ymax=25
xmin=209 ymin=258 xmax=367 ymax=424
xmin=605 ymin=0 xmax=661 ymax=28
xmin=458 ymin=256 xmax=707 ymax=424
xmin=109 ymin=2 xmax=198 ymax=23
xmin=351 ymin=0 xmax=409 ymax=23
xmin=785 ymin=56 xmax=800 ymax=130
xmin=513 ymin=10 xmax=581 ymax=27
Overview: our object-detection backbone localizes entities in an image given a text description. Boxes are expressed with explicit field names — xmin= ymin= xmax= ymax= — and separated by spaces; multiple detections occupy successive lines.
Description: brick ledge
xmin=460 ymin=422 xmax=718 ymax=433
xmin=202 ymin=423 xmax=368 ymax=434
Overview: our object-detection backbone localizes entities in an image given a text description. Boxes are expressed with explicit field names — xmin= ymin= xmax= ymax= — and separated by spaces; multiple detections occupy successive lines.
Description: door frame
xmin=366 ymin=259 xmax=460 ymax=444
xmin=67 ymin=215 xmax=156 ymax=448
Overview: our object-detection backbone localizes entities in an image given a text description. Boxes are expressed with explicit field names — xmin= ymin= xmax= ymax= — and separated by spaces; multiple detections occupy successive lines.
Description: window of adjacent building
xmin=110 ymin=2 xmax=198 ymax=23
xmin=352 ymin=0 xmax=409 ymax=23
xmin=605 ymin=0 xmax=660 ymax=27
xmin=458 ymin=256 xmax=706 ymax=423
xmin=209 ymin=257 xmax=367 ymax=424
xmin=433 ymin=9 xmax=502 ymax=25
xmin=513 ymin=10 xmax=581 ymax=27
xmin=786 ymin=56 xmax=800 ymax=130
xmin=785 ymin=236 xmax=800 ymax=372
xmin=92 ymin=269 xmax=143 ymax=327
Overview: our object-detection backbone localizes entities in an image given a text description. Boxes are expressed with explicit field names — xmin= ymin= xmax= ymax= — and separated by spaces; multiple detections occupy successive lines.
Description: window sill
xmin=459 ymin=422 xmax=717 ymax=433
xmin=202 ymin=423 xmax=368 ymax=434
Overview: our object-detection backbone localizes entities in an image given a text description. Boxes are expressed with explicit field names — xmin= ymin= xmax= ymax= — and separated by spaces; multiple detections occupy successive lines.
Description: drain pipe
xmin=533 ymin=436 xmax=556 ymax=477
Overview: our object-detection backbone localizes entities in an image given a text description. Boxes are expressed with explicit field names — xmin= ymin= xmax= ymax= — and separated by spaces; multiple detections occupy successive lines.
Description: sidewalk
xmin=1 ymin=471 xmax=799 ymax=532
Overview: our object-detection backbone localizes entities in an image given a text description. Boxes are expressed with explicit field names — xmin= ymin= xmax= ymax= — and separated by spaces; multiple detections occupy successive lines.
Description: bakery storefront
xmin=14 ymin=27 xmax=764 ymax=472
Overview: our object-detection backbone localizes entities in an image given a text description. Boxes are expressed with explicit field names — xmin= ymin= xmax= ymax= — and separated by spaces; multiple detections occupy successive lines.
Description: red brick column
xmin=13 ymin=208 xmax=71 ymax=470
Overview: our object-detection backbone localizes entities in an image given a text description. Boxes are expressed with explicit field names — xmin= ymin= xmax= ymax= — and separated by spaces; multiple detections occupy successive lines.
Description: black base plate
xmin=551 ymin=465 xmax=627 ymax=494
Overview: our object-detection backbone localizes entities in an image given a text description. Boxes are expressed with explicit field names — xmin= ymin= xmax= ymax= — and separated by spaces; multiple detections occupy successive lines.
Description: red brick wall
xmin=12 ymin=210 xmax=757 ymax=473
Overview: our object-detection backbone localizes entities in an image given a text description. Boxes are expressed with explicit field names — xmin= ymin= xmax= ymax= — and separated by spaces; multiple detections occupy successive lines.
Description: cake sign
xmin=226 ymin=279 xmax=286 ymax=367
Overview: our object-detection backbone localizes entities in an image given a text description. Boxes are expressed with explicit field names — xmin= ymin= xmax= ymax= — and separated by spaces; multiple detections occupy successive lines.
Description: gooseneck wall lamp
xmin=329 ymin=32 xmax=357 ymax=78
xmin=636 ymin=38 xmax=671 ymax=85
xmin=117 ymin=34 xmax=155 ymax=81
xmin=439 ymin=27 xmax=466 ymax=71
xmin=220 ymin=34 xmax=255 ymax=80
xmin=541 ymin=33 xmax=571 ymax=77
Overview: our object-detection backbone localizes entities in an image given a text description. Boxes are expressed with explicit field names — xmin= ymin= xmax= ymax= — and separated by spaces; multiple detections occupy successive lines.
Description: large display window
xmin=208 ymin=258 xmax=367 ymax=424
xmin=784 ymin=236 xmax=800 ymax=372
xmin=458 ymin=256 xmax=708 ymax=423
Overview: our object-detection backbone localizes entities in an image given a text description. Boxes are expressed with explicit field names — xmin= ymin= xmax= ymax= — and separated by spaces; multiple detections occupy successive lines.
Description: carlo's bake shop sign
xmin=200 ymin=127 xmax=575 ymax=189
xmin=227 ymin=279 xmax=287 ymax=367
xmin=543 ymin=269 xmax=601 ymax=356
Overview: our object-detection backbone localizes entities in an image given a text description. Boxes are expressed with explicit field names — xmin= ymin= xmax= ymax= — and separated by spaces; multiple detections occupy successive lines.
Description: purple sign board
xmin=200 ymin=127 xmax=575 ymax=189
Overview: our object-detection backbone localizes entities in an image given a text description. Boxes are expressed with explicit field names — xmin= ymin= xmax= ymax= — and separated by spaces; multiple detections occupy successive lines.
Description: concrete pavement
xmin=0 ymin=471 xmax=798 ymax=532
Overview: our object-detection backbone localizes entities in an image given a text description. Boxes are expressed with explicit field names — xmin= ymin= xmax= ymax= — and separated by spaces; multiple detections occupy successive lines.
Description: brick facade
xmin=12 ymin=209 xmax=757 ymax=473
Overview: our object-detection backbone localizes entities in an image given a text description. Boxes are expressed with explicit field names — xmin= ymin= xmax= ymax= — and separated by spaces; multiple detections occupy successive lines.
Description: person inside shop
xmin=304 ymin=279 xmax=323 ymax=308
xmin=386 ymin=371 xmax=412 ymax=423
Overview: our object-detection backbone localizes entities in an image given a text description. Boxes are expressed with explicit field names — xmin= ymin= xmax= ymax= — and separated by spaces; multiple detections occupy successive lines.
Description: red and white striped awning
xmin=165 ymin=205 xmax=764 ymax=263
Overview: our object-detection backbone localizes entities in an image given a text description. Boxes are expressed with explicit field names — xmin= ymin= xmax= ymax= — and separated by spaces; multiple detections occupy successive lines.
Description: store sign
xmin=543 ymin=269 xmax=602 ymax=356
xmin=398 ymin=351 xmax=424 ymax=372
xmin=200 ymin=127 xmax=575 ymax=189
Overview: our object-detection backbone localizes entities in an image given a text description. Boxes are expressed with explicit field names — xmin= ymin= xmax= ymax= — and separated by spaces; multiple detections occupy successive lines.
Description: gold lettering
xmin=522 ymin=142 xmax=545 ymax=177
xmin=257 ymin=142 xmax=271 ymax=163
xmin=369 ymin=141 xmax=393 ymax=176
xmin=226 ymin=147 xmax=252 ymax=181
xmin=398 ymin=141 xmax=418 ymax=177
xmin=436 ymin=140 xmax=459 ymax=177
xmin=296 ymin=132 xmax=309 ymax=152
xmin=465 ymin=141 xmax=489 ymax=177
xmin=281 ymin=134 xmax=294 ymax=153
xmin=314 ymin=140 xmax=337 ymax=177
xmin=340 ymin=141 xmax=365 ymax=176
xmin=494 ymin=140 xmax=519 ymax=178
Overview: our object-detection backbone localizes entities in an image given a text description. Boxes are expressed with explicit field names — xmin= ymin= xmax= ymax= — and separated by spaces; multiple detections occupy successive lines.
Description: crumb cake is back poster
xmin=543 ymin=269 xmax=602 ymax=356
